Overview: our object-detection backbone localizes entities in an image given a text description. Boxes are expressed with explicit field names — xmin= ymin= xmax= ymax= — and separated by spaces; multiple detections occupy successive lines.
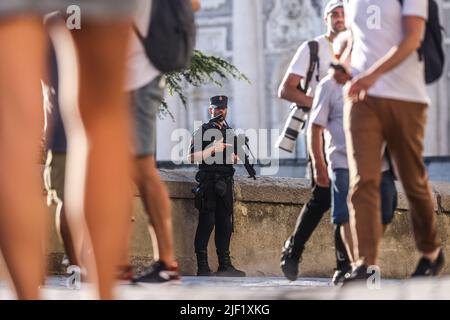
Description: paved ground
xmin=1 ymin=276 xmax=450 ymax=300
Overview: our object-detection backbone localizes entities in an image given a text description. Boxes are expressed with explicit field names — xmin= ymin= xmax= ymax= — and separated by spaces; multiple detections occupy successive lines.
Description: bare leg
xmin=341 ymin=223 xmax=357 ymax=265
xmin=117 ymin=210 xmax=133 ymax=279
xmin=70 ymin=21 xmax=133 ymax=299
xmin=58 ymin=206 xmax=79 ymax=267
xmin=0 ymin=17 xmax=48 ymax=299
xmin=135 ymin=156 xmax=176 ymax=267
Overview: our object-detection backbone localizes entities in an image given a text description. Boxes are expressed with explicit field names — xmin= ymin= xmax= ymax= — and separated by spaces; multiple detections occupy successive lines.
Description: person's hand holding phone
xmin=331 ymin=63 xmax=352 ymax=85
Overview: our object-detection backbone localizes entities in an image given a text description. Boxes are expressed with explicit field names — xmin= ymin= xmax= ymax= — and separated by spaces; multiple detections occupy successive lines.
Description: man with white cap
xmin=278 ymin=0 xmax=349 ymax=284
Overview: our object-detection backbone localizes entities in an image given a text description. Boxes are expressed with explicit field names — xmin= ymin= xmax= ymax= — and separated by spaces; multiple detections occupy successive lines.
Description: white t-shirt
xmin=285 ymin=35 xmax=337 ymax=97
xmin=126 ymin=0 xmax=160 ymax=91
xmin=344 ymin=0 xmax=429 ymax=104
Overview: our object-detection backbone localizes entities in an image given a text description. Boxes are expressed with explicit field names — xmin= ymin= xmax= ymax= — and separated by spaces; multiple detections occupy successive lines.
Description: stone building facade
xmin=157 ymin=0 xmax=450 ymax=167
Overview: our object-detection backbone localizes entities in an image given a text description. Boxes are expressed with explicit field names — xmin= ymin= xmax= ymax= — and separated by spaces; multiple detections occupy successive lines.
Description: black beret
xmin=209 ymin=95 xmax=228 ymax=108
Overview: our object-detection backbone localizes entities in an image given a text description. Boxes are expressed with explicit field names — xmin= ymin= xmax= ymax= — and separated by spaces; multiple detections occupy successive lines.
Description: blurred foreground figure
xmin=0 ymin=14 xmax=48 ymax=300
xmin=0 ymin=1 xmax=135 ymax=299
xmin=131 ymin=0 xmax=201 ymax=284
xmin=343 ymin=0 xmax=444 ymax=283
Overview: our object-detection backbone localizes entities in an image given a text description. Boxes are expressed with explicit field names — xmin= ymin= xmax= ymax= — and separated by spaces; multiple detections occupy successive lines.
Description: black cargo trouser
xmin=291 ymin=185 xmax=331 ymax=253
xmin=194 ymin=172 xmax=233 ymax=255
xmin=288 ymin=183 xmax=351 ymax=269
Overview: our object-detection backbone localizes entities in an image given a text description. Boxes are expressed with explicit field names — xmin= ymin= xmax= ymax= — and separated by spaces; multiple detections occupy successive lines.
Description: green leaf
xmin=161 ymin=50 xmax=249 ymax=120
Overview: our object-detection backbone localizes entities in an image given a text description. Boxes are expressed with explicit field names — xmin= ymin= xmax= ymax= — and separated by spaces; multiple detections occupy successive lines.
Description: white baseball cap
xmin=323 ymin=0 xmax=343 ymax=19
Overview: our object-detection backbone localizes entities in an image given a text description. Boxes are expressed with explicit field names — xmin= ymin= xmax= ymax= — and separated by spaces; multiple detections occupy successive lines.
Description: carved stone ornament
xmin=266 ymin=0 xmax=321 ymax=50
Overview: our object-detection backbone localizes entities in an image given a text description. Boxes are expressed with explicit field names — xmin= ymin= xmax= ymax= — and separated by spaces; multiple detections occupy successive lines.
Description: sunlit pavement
xmin=1 ymin=276 xmax=450 ymax=300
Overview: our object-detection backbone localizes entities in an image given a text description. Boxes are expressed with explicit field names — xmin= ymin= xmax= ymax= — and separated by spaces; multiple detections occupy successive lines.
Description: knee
xmin=400 ymin=178 xmax=431 ymax=199
xmin=198 ymin=211 xmax=215 ymax=225
xmin=311 ymin=186 xmax=331 ymax=208
xmin=351 ymin=174 xmax=381 ymax=196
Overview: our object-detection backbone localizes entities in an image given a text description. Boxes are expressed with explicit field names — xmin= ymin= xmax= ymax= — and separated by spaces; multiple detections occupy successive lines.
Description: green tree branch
xmin=160 ymin=50 xmax=250 ymax=120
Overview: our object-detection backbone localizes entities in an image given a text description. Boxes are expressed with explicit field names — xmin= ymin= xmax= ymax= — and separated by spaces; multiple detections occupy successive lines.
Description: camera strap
xmin=297 ymin=40 xmax=319 ymax=94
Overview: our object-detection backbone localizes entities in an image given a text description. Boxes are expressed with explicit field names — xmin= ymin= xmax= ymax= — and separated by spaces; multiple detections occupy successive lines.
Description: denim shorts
xmin=331 ymin=168 xmax=350 ymax=225
xmin=331 ymin=168 xmax=397 ymax=225
xmin=379 ymin=170 xmax=397 ymax=224
xmin=131 ymin=76 xmax=165 ymax=157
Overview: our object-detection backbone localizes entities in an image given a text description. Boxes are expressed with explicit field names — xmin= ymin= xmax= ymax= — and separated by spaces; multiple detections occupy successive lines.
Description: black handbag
xmin=134 ymin=0 xmax=197 ymax=73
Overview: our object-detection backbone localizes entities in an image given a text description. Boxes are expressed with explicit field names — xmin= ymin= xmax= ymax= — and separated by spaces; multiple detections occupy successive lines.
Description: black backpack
xmin=134 ymin=0 xmax=197 ymax=73
xmin=399 ymin=0 xmax=445 ymax=84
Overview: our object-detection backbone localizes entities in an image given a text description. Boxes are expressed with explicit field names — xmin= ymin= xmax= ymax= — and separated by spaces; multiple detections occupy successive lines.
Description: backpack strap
xmin=132 ymin=23 xmax=146 ymax=50
xmin=297 ymin=40 xmax=319 ymax=93
xmin=300 ymin=40 xmax=320 ymax=183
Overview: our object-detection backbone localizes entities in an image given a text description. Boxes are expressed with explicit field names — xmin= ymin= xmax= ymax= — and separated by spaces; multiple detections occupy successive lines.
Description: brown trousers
xmin=344 ymin=95 xmax=440 ymax=266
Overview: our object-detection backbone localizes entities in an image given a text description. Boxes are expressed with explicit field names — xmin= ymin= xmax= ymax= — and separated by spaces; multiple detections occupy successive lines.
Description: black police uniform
xmin=190 ymin=95 xmax=245 ymax=277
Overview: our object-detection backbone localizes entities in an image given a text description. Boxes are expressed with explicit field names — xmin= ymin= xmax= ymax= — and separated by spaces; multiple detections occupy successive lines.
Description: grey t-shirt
xmin=309 ymin=75 xmax=347 ymax=170
xmin=310 ymin=74 xmax=389 ymax=171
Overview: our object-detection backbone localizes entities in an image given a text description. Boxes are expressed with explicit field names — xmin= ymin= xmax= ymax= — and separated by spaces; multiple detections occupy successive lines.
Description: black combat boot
xmin=280 ymin=236 xmax=303 ymax=281
xmin=216 ymin=251 xmax=246 ymax=277
xmin=196 ymin=250 xmax=213 ymax=276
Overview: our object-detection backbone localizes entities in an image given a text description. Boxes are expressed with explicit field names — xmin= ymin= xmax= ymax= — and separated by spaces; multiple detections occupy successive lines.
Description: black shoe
xmin=342 ymin=265 xmax=370 ymax=286
xmin=411 ymin=249 xmax=445 ymax=277
xmin=331 ymin=266 xmax=352 ymax=286
xmin=117 ymin=264 xmax=134 ymax=284
xmin=196 ymin=250 xmax=213 ymax=276
xmin=216 ymin=251 xmax=246 ymax=277
xmin=132 ymin=261 xmax=180 ymax=283
xmin=280 ymin=236 xmax=302 ymax=281
xmin=197 ymin=269 xmax=213 ymax=276
xmin=216 ymin=265 xmax=246 ymax=277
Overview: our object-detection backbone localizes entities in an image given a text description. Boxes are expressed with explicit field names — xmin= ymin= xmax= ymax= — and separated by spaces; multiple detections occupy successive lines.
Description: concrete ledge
xmin=2 ymin=169 xmax=450 ymax=280
xmin=154 ymin=170 xmax=450 ymax=278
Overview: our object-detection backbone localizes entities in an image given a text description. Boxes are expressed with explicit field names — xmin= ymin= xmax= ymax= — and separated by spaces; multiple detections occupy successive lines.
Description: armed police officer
xmin=188 ymin=95 xmax=246 ymax=277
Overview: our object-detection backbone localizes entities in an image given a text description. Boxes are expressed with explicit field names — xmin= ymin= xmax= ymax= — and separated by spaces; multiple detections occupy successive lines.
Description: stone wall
xmin=149 ymin=170 xmax=450 ymax=279
xmin=1 ymin=169 xmax=450 ymax=280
